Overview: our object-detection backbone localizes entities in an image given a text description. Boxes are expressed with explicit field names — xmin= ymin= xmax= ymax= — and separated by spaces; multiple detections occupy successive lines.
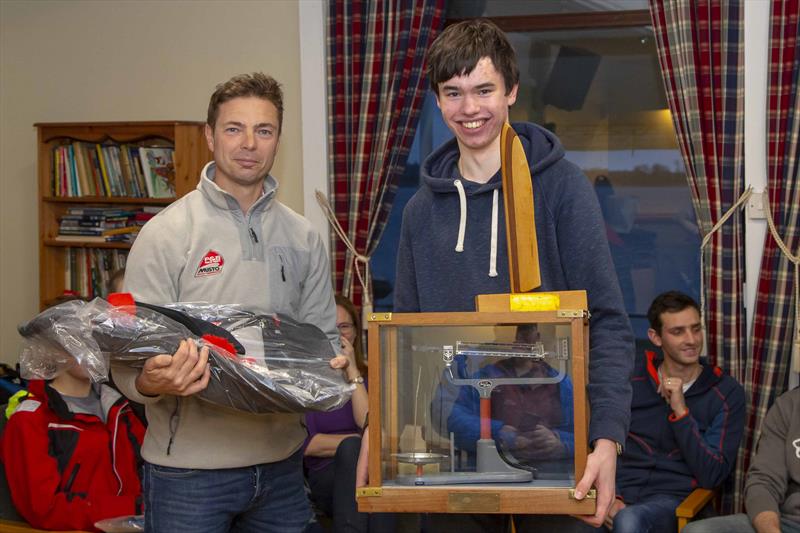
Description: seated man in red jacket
xmin=1 ymin=347 xmax=145 ymax=531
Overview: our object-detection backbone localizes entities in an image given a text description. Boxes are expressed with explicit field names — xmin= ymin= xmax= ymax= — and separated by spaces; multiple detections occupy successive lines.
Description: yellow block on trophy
xmin=510 ymin=293 xmax=561 ymax=311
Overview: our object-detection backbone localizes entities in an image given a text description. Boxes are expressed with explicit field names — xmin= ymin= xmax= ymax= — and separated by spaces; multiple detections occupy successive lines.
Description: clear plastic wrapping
xmin=94 ymin=515 xmax=144 ymax=533
xmin=18 ymin=298 xmax=354 ymax=414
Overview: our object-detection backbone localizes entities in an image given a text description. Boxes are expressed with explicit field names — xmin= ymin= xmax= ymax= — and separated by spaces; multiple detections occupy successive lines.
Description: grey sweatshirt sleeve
xmin=112 ymin=214 xmax=184 ymax=404
xmin=744 ymin=390 xmax=795 ymax=522
xmin=121 ymin=214 xmax=185 ymax=305
xmin=297 ymin=229 xmax=339 ymax=349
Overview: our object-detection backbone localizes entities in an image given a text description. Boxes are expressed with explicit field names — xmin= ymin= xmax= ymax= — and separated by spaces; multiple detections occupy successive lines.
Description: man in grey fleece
xmin=113 ymin=73 xmax=346 ymax=533
xmin=683 ymin=386 xmax=800 ymax=533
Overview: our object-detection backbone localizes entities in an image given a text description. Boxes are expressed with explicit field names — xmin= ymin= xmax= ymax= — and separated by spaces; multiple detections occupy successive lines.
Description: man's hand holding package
xmin=135 ymin=339 xmax=211 ymax=397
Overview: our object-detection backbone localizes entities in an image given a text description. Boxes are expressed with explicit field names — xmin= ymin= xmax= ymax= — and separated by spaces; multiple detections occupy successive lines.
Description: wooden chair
xmin=676 ymin=487 xmax=717 ymax=532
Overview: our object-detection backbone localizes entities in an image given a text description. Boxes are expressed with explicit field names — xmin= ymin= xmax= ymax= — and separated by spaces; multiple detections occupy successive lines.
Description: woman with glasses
xmin=304 ymin=295 xmax=391 ymax=532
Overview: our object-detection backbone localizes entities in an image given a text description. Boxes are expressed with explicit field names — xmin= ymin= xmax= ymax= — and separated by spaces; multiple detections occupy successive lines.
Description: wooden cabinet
xmin=36 ymin=121 xmax=212 ymax=308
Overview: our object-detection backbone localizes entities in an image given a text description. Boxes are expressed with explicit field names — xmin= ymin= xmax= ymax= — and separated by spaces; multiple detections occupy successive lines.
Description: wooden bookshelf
xmin=36 ymin=121 xmax=212 ymax=308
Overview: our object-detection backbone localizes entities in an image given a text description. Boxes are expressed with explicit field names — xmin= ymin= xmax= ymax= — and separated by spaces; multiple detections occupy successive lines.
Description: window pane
xmin=370 ymin=23 xmax=700 ymax=347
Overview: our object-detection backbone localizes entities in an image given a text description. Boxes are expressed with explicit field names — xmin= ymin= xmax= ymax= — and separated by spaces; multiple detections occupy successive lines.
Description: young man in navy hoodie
xmin=590 ymin=291 xmax=744 ymax=533
xmin=357 ymin=18 xmax=635 ymax=531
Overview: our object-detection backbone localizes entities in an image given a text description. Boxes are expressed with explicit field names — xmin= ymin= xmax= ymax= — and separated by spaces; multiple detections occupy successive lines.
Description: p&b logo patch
xmin=195 ymin=250 xmax=224 ymax=277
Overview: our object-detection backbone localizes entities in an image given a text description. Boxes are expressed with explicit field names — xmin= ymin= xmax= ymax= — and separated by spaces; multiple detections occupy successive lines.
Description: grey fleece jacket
xmin=113 ymin=162 xmax=338 ymax=469
xmin=745 ymin=387 xmax=800 ymax=525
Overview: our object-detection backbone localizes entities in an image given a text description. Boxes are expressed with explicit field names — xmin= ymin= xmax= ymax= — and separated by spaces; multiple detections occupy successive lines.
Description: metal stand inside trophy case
xmin=356 ymin=291 xmax=595 ymax=515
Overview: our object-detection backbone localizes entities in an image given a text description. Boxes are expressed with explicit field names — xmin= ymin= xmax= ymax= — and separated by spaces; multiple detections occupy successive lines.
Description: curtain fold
xmin=649 ymin=0 xmax=747 ymax=509
xmin=742 ymin=0 xmax=800 ymax=506
xmin=326 ymin=0 xmax=445 ymax=307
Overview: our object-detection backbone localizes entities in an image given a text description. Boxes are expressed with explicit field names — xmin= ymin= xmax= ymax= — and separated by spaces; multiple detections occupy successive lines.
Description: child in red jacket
xmin=1 ymin=358 xmax=145 ymax=532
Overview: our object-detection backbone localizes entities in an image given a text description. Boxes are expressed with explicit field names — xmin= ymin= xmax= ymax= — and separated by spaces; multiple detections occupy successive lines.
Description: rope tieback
xmin=315 ymin=190 xmax=373 ymax=318
xmin=698 ymin=186 xmax=800 ymax=371
xmin=698 ymin=187 xmax=752 ymax=350
xmin=760 ymin=192 xmax=800 ymax=372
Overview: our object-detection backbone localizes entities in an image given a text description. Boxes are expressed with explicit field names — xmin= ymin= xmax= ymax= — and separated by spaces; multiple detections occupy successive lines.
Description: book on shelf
xmin=139 ymin=146 xmax=176 ymax=198
xmin=72 ymin=143 xmax=90 ymax=196
xmin=51 ymin=141 xmax=175 ymax=199
xmin=63 ymin=206 xmax=136 ymax=216
xmin=54 ymin=235 xmax=126 ymax=243
xmin=55 ymin=207 xmax=148 ymax=243
xmin=118 ymin=147 xmax=140 ymax=197
xmin=85 ymin=146 xmax=106 ymax=195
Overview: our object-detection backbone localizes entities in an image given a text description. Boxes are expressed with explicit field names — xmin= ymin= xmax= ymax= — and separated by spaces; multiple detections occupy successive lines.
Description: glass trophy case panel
xmin=379 ymin=322 xmax=575 ymax=488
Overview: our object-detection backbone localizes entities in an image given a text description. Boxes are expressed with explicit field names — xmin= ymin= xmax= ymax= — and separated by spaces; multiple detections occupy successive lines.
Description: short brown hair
xmin=647 ymin=291 xmax=701 ymax=334
xmin=207 ymin=72 xmax=284 ymax=132
xmin=426 ymin=19 xmax=519 ymax=96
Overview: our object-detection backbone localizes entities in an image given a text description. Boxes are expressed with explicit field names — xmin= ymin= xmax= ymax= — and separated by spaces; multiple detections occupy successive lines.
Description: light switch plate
xmin=747 ymin=191 xmax=766 ymax=219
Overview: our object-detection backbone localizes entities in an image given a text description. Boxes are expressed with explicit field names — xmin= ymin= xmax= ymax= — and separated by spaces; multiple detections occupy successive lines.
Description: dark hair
xmin=647 ymin=291 xmax=701 ymax=334
xmin=335 ymin=294 xmax=367 ymax=376
xmin=426 ymin=19 xmax=519 ymax=95
xmin=207 ymin=72 xmax=284 ymax=132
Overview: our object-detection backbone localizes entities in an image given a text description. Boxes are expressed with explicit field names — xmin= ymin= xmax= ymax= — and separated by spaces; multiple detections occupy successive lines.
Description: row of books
xmin=64 ymin=247 xmax=128 ymax=299
xmin=54 ymin=206 xmax=162 ymax=244
xmin=52 ymin=142 xmax=175 ymax=199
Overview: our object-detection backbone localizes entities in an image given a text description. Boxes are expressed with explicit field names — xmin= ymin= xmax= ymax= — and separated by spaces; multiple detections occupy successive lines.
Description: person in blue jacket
xmin=446 ymin=325 xmax=575 ymax=471
xmin=356 ymin=17 xmax=634 ymax=532
xmin=587 ymin=291 xmax=745 ymax=533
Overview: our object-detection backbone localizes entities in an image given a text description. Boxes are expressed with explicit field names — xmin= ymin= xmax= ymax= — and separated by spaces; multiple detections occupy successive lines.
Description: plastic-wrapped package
xmin=17 ymin=297 xmax=354 ymax=414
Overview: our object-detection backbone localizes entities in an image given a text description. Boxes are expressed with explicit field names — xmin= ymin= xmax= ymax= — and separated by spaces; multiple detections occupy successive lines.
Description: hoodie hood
xmin=420 ymin=122 xmax=565 ymax=194
xmin=418 ymin=122 xmax=565 ymax=276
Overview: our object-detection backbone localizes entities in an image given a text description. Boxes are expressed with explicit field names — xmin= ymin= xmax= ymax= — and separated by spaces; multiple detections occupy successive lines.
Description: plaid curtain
xmin=742 ymin=0 xmax=800 ymax=508
xmin=326 ymin=0 xmax=444 ymax=307
xmin=649 ymin=0 xmax=747 ymax=509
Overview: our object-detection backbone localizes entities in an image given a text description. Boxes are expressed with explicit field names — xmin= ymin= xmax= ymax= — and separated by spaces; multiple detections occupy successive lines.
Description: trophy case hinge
xmin=569 ymin=488 xmax=597 ymax=500
xmin=557 ymin=309 xmax=588 ymax=319
xmin=356 ymin=487 xmax=383 ymax=497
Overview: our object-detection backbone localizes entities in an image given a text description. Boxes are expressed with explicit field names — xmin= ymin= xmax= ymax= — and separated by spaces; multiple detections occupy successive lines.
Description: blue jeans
xmin=577 ymin=494 xmax=684 ymax=533
xmin=143 ymin=450 xmax=312 ymax=533
xmin=611 ymin=496 xmax=683 ymax=533
xmin=683 ymin=513 xmax=800 ymax=533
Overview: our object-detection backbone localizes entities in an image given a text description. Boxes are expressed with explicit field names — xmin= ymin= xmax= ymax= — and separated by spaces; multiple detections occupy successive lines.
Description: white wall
xmin=0 ymin=0 xmax=306 ymax=364
xmin=299 ymin=0 xmax=330 ymax=248
xmin=743 ymin=3 xmax=799 ymax=387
